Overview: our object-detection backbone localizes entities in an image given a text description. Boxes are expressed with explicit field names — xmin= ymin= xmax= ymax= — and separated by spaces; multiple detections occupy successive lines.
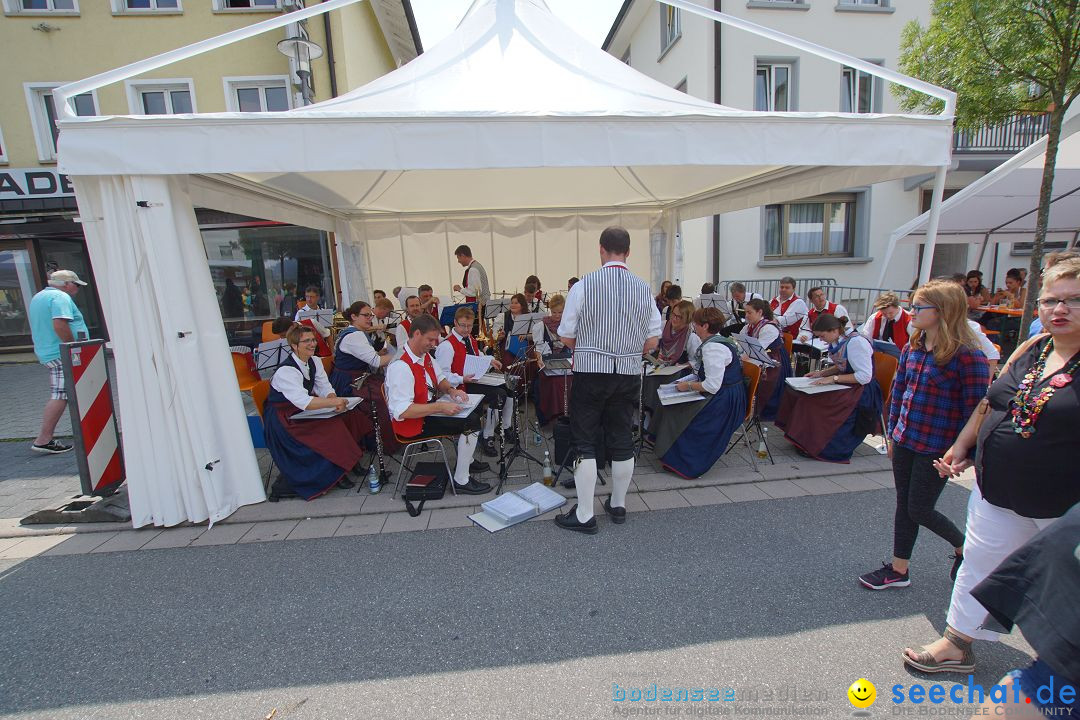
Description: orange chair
xmin=782 ymin=332 xmax=793 ymax=359
xmin=261 ymin=321 xmax=277 ymax=342
xmin=251 ymin=379 xmax=274 ymax=491
xmin=872 ymin=351 xmax=899 ymax=452
xmin=382 ymin=385 xmax=457 ymax=499
xmin=724 ymin=360 xmax=773 ymax=467
xmin=321 ymin=355 xmax=334 ymax=377
xmin=232 ymin=351 xmax=262 ymax=392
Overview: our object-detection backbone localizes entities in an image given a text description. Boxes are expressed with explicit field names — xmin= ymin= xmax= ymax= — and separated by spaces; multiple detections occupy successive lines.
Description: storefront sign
xmin=0 ymin=168 xmax=75 ymax=199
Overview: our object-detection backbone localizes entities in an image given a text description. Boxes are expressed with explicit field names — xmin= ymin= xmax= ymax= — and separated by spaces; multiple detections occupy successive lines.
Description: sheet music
xmin=297 ymin=308 xmax=335 ymax=326
xmin=648 ymin=362 xmax=689 ymax=377
xmin=255 ymin=338 xmax=290 ymax=371
xmin=515 ymin=482 xmax=566 ymax=514
xmin=695 ymin=293 xmax=726 ymax=309
xmin=510 ymin=313 xmax=545 ymax=336
xmin=471 ymin=372 xmax=507 ymax=386
xmin=785 ymin=377 xmax=851 ymax=395
xmin=736 ymin=335 xmax=779 ymax=367
xmin=291 ymin=396 xmax=363 ymax=420
xmin=463 ymin=354 xmax=493 ymax=377
xmin=657 ymin=375 xmax=706 ymax=405
xmin=434 ymin=392 xmax=484 ymax=418
xmin=481 ymin=493 xmax=537 ymax=524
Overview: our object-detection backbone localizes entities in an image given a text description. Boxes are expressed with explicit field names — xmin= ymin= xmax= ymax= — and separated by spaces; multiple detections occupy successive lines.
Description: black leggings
xmin=891 ymin=445 xmax=965 ymax=560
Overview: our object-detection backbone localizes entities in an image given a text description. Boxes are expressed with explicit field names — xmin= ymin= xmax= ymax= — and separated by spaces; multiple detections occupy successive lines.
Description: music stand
xmin=484 ymin=297 xmax=511 ymax=321
xmin=255 ymin=338 xmax=290 ymax=371
xmin=735 ymin=336 xmax=779 ymax=368
xmin=696 ymin=293 xmax=727 ymax=309
xmin=496 ymin=357 xmax=546 ymax=495
xmin=296 ymin=308 xmax=335 ymax=326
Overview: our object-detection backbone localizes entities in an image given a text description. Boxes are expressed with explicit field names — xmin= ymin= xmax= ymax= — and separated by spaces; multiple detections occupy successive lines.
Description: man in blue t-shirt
xmin=27 ymin=270 xmax=90 ymax=454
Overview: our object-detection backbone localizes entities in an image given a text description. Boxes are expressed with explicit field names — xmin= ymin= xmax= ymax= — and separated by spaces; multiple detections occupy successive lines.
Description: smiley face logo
xmin=847 ymin=678 xmax=876 ymax=709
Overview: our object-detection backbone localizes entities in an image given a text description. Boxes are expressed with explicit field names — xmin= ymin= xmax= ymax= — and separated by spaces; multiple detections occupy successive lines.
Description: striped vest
xmin=572 ymin=263 xmax=655 ymax=375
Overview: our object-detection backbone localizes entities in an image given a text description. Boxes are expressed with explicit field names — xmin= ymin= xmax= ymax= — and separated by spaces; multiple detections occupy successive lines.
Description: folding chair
xmin=320 ymin=355 xmax=334 ymax=377
xmin=232 ymin=350 xmax=262 ymax=393
xmin=872 ymin=351 xmax=899 ymax=454
xmin=261 ymin=321 xmax=277 ymax=342
xmin=251 ymin=379 xmax=275 ymax=493
xmin=382 ymin=386 xmax=457 ymax=499
xmin=724 ymin=360 xmax=774 ymax=467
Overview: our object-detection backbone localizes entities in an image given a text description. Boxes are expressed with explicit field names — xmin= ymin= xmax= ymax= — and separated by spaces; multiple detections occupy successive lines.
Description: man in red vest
xmin=393 ymin=295 xmax=425 ymax=359
xmin=800 ymin=286 xmax=851 ymax=341
xmin=385 ymin=313 xmax=491 ymax=495
xmin=859 ymin=292 xmax=911 ymax=358
xmin=418 ymin=284 xmax=440 ymax=323
xmin=769 ymin=276 xmax=808 ymax=338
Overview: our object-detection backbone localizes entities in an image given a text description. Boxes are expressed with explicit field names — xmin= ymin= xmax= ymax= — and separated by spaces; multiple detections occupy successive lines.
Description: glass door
xmin=0 ymin=246 xmax=35 ymax=347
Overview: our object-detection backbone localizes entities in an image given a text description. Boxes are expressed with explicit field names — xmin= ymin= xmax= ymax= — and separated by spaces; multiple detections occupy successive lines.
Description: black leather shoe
xmin=338 ymin=476 xmax=356 ymax=490
xmin=555 ymin=504 xmax=598 ymax=535
xmin=481 ymin=437 xmax=498 ymax=457
xmin=469 ymin=460 xmax=490 ymax=474
xmin=603 ymin=497 xmax=627 ymax=524
xmin=453 ymin=477 xmax=492 ymax=495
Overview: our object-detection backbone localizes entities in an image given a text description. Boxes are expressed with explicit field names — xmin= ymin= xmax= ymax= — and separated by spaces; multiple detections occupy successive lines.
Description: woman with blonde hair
xmin=858 ymin=279 xmax=990 ymax=591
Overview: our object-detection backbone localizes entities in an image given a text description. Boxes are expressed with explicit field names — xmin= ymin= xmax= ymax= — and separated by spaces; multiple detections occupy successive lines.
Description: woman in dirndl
xmin=654 ymin=307 xmax=747 ymax=478
xmin=776 ymin=313 xmax=882 ymax=462
xmin=264 ymin=324 xmax=373 ymax=499
xmin=329 ymin=300 xmax=400 ymax=455
xmin=739 ymin=298 xmax=790 ymax=420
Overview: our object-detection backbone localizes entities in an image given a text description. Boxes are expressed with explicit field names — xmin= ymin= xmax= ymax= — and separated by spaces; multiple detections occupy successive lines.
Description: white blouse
xmin=742 ymin=322 xmax=780 ymax=350
xmin=270 ymin=353 xmax=334 ymax=410
xmin=833 ymin=333 xmax=874 ymax=385
xmin=338 ymin=329 xmax=380 ymax=371
xmin=385 ymin=345 xmax=447 ymax=421
xmin=685 ymin=332 xmax=703 ymax=371
xmin=699 ymin=340 xmax=734 ymax=395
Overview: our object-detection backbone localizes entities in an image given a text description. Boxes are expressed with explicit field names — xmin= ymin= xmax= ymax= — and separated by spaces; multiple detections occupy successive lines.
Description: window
xmin=674 ymin=78 xmax=687 ymax=93
xmin=838 ymin=0 xmax=885 ymax=5
xmin=214 ymin=0 xmax=279 ymax=9
xmin=764 ymin=195 xmax=856 ymax=258
xmin=24 ymin=84 xmax=97 ymax=162
xmin=224 ymin=77 xmax=290 ymax=112
xmin=660 ymin=5 xmax=680 ymax=55
xmin=4 ymin=0 xmax=78 ymax=12
xmin=621 ymin=48 xmax=631 ymax=65
xmin=126 ymin=80 xmax=195 ymax=114
xmin=114 ymin=0 xmax=180 ymax=11
xmin=841 ymin=65 xmax=881 ymax=113
xmin=755 ymin=63 xmax=792 ymax=111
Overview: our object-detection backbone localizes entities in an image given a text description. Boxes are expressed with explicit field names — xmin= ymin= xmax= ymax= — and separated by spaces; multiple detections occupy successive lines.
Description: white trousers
xmin=946 ymin=485 xmax=1058 ymax=640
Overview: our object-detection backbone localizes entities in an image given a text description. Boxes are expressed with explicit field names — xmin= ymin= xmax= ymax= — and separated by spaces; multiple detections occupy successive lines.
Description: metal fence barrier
xmin=716 ymin=279 xmax=913 ymax=327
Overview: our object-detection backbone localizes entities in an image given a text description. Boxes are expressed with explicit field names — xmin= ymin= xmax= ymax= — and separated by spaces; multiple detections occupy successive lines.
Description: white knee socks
xmin=454 ymin=433 xmax=478 ymax=486
xmin=483 ymin=409 xmax=495 ymax=438
xmin=610 ymin=458 xmax=634 ymax=509
xmin=574 ymin=458 xmax=598 ymax=522
xmin=501 ymin=396 xmax=514 ymax=429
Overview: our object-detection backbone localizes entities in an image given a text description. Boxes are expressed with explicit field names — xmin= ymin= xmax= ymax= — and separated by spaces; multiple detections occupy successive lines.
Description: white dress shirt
xmin=558 ymin=261 xmax=663 ymax=341
xmin=294 ymin=304 xmax=330 ymax=338
xmin=798 ymin=302 xmax=850 ymax=341
xmin=771 ymin=296 xmax=808 ymax=333
xmin=385 ymin=344 xmax=447 ymax=421
xmin=434 ymin=330 xmax=475 ymax=386
xmin=338 ymin=329 xmax=380 ymax=371
xmin=699 ymin=340 xmax=734 ymax=395
xmin=968 ymin=319 xmax=1000 ymax=360
xmin=393 ymin=317 xmax=424 ymax=360
xmin=834 ymin=333 xmax=874 ymax=385
xmin=270 ymin=353 xmax=334 ymax=410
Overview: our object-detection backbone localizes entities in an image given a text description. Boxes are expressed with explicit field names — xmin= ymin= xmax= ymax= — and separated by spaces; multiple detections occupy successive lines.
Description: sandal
xmin=902 ymin=628 xmax=975 ymax=674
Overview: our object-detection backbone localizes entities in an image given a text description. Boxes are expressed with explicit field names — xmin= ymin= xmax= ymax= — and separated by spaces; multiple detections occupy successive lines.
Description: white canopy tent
xmin=878 ymin=111 xmax=1080 ymax=286
xmin=56 ymin=0 xmax=954 ymax=527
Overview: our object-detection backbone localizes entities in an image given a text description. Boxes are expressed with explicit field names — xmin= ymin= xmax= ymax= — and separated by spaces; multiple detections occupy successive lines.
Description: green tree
xmin=894 ymin=0 xmax=1080 ymax=340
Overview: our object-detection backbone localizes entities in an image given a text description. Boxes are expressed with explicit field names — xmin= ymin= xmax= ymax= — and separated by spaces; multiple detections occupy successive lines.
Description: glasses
xmin=358 ymin=312 xmax=374 ymax=318
xmin=909 ymin=304 xmax=936 ymax=314
xmin=298 ymin=338 xmax=318 ymax=345
xmin=1038 ymin=296 xmax=1080 ymax=310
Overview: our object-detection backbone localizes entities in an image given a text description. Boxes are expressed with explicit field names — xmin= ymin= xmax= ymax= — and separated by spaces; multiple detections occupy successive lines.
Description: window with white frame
xmin=755 ymin=63 xmax=792 ymax=111
xmin=114 ymin=0 xmax=180 ymax=11
xmin=841 ymin=65 xmax=882 ymax=113
xmin=4 ymin=0 xmax=78 ymax=12
xmin=0 ymin=125 xmax=7 ymax=163
xmin=214 ymin=0 xmax=279 ymax=9
xmin=660 ymin=5 xmax=680 ymax=55
xmin=838 ymin=0 xmax=887 ymax=5
xmin=127 ymin=80 xmax=195 ymax=114
xmin=225 ymin=78 xmax=290 ymax=112
xmin=764 ymin=195 xmax=856 ymax=258
xmin=24 ymin=84 xmax=97 ymax=162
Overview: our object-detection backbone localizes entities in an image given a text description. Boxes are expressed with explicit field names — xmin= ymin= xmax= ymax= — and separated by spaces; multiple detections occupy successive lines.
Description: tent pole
xmin=876 ymin=229 xmax=901 ymax=287
xmin=917 ymin=166 xmax=948 ymax=286
xmin=974 ymin=232 xmax=991 ymax=272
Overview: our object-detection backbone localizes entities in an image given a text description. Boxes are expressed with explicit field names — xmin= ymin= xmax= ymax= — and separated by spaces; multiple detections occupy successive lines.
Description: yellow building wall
xmin=0 ymin=1 xmax=399 ymax=168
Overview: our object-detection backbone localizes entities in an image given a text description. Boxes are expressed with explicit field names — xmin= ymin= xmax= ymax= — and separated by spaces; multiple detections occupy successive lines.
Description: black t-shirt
xmin=976 ymin=337 xmax=1080 ymax=518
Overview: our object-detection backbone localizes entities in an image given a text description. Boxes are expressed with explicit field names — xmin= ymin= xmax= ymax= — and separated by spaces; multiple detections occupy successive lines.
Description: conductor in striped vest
xmin=555 ymin=226 xmax=662 ymax=534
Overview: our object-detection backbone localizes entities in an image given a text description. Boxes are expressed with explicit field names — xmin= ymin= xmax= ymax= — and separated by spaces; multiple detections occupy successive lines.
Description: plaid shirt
xmin=888 ymin=344 xmax=990 ymax=455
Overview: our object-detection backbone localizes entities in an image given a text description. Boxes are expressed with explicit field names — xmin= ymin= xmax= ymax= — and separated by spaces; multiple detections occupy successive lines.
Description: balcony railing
xmin=953 ymin=112 xmax=1050 ymax=153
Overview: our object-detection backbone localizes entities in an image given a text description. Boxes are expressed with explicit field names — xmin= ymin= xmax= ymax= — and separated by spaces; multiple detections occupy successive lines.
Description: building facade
xmin=603 ymin=0 xmax=1044 ymax=297
xmin=0 ymin=0 xmax=420 ymax=349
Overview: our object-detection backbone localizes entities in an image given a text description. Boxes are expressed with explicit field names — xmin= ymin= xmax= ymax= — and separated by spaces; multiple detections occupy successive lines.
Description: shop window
xmin=225 ymin=77 xmax=291 ymax=112
xmin=764 ymin=195 xmax=856 ymax=259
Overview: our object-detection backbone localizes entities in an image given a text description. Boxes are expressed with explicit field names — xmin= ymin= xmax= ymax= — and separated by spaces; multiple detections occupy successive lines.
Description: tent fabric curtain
xmin=73 ymin=174 xmax=265 ymax=528
xmin=334 ymin=219 xmax=370 ymax=305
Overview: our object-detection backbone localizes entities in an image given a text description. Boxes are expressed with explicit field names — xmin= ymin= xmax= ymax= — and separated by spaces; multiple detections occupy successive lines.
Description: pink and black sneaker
xmin=859 ymin=562 xmax=911 ymax=590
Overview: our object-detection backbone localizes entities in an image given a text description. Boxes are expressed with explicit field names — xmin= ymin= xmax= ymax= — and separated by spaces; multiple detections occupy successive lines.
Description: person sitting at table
xmin=860 ymin=292 xmax=911 ymax=358
xmin=724 ymin=282 xmax=762 ymax=335
xmin=769 ymin=277 xmax=808 ymax=338
xmin=652 ymin=307 xmax=746 ymax=479
xmin=393 ymin=295 xmax=425 ymax=358
xmin=799 ymin=286 xmax=850 ymax=341
xmin=493 ymin=293 xmax=538 ymax=368
xmin=990 ymin=268 xmax=1028 ymax=310
xmin=435 ymin=305 xmax=512 ymax=457
xmin=739 ymin=298 xmax=790 ymax=420
xmin=963 ymin=271 xmax=991 ymax=317
xmin=387 ymin=313 xmax=492 ymax=495
xmin=263 ymin=324 xmax=373 ymax=499
xmin=655 ymin=300 xmax=698 ymax=366
xmin=776 ymin=314 xmax=882 ymax=463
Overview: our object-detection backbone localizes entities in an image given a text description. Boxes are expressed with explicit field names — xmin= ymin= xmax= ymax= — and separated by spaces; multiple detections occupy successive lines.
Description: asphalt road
xmin=0 ymin=484 xmax=1036 ymax=720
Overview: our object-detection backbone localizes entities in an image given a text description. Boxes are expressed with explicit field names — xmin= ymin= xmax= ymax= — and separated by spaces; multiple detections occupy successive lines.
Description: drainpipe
xmin=321 ymin=0 xmax=339 ymax=97
xmin=711 ymin=0 xmax=722 ymax=283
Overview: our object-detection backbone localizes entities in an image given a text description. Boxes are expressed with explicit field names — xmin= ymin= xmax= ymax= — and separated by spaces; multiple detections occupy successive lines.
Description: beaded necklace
xmin=1010 ymin=339 xmax=1080 ymax=438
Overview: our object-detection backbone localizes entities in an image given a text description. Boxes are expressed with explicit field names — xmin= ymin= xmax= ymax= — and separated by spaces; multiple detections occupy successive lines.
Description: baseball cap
xmin=50 ymin=270 xmax=88 ymax=286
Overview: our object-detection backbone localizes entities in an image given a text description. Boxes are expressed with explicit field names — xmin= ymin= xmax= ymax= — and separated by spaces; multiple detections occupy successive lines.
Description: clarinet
xmin=351 ymin=371 xmax=388 ymax=482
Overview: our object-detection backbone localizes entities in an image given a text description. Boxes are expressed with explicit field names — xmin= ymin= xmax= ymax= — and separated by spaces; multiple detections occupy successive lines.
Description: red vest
xmin=447 ymin=332 xmax=479 ymax=376
xmin=872 ymin=310 xmax=910 ymax=348
xmin=770 ymin=294 xmax=803 ymax=336
xmin=400 ymin=318 xmax=412 ymax=337
xmin=392 ymin=350 xmax=437 ymax=438
xmin=807 ymin=301 xmax=838 ymax=328
xmin=462 ymin=263 xmax=476 ymax=302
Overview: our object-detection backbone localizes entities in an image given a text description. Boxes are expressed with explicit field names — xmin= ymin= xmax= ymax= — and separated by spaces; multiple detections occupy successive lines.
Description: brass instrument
xmin=328 ymin=310 xmax=349 ymax=349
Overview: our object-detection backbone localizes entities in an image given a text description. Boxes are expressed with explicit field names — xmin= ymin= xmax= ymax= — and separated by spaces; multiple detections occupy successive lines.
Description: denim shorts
xmin=1008 ymin=659 xmax=1079 ymax=714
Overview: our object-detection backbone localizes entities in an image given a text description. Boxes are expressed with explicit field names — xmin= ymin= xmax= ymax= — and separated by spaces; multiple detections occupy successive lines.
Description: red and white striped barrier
xmin=61 ymin=340 xmax=125 ymax=496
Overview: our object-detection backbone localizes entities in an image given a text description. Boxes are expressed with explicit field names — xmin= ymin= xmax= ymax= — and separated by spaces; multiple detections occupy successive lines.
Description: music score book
xmin=469 ymin=482 xmax=567 ymax=533
xmin=434 ymin=393 xmax=484 ymax=418
xmin=785 ymin=377 xmax=851 ymax=395
xmin=291 ymin=396 xmax=363 ymax=420
xmin=657 ymin=375 xmax=706 ymax=405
